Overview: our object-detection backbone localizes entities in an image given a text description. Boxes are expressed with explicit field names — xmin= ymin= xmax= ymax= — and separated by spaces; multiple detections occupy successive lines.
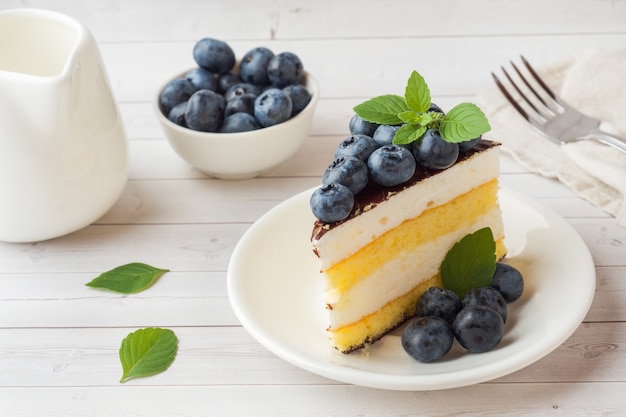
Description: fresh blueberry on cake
xmin=310 ymin=70 xmax=507 ymax=353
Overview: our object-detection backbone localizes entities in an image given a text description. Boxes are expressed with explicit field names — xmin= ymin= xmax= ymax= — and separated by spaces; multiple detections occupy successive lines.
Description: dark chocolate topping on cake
xmin=311 ymin=140 xmax=499 ymax=242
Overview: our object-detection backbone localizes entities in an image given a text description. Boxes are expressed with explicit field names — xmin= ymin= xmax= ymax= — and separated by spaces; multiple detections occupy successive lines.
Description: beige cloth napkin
xmin=476 ymin=48 xmax=626 ymax=228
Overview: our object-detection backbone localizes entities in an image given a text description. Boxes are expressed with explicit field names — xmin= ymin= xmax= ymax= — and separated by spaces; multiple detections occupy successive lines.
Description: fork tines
xmin=491 ymin=56 xmax=561 ymax=125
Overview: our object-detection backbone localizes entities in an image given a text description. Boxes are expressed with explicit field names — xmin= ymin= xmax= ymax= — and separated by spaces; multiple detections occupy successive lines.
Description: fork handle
xmin=585 ymin=131 xmax=626 ymax=154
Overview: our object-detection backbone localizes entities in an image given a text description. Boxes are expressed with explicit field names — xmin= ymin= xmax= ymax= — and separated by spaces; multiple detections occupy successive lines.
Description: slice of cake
xmin=309 ymin=70 xmax=506 ymax=353
xmin=311 ymin=141 xmax=506 ymax=353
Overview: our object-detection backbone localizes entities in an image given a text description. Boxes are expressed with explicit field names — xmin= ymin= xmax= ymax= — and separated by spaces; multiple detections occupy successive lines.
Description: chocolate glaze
xmin=311 ymin=140 xmax=499 ymax=243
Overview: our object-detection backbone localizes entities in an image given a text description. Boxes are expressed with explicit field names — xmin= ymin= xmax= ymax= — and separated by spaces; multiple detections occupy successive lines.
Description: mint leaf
xmin=353 ymin=71 xmax=491 ymax=148
xmin=119 ymin=327 xmax=178 ymax=383
xmin=404 ymin=70 xmax=430 ymax=113
xmin=353 ymin=94 xmax=408 ymax=125
xmin=86 ymin=263 xmax=169 ymax=294
xmin=393 ymin=124 xmax=426 ymax=145
xmin=440 ymin=227 xmax=496 ymax=298
xmin=398 ymin=110 xmax=421 ymax=125
xmin=439 ymin=103 xmax=491 ymax=143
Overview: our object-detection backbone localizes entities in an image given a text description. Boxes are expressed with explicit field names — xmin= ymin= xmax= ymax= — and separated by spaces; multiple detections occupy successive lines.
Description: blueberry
xmin=334 ymin=134 xmax=379 ymax=162
xmin=413 ymin=129 xmax=459 ymax=170
xmin=367 ymin=145 xmax=416 ymax=187
xmin=310 ymin=183 xmax=354 ymax=223
xmin=217 ymin=73 xmax=243 ymax=94
xmin=491 ymin=263 xmax=524 ymax=303
xmin=372 ymin=124 xmax=401 ymax=146
xmin=220 ymin=112 xmax=261 ymax=133
xmin=463 ymin=286 xmax=508 ymax=323
xmin=254 ymin=88 xmax=293 ymax=127
xmin=416 ymin=287 xmax=462 ymax=325
xmin=239 ymin=47 xmax=275 ymax=86
xmin=453 ymin=305 xmax=504 ymax=353
xmin=322 ymin=156 xmax=369 ymax=195
xmin=282 ymin=84 xmax=312 ymax=116
xmin=185 ymin=67 xmax=217 ymax=92
xmin=224 ymin=83 xmax=262 ymax=102
xmin=159 ymin=78 xmax=197 ymax=115
xmin=193 ymin=38 xmax=235 ymax=74
xmin=401 ymin=316 xmax=454 ymax=363
xmin=167 ymin=102 xmax=187 ymax=127
xmin=267 ymin=52 xmax=304 ymax=88
xmin=225 ymin=93 xmax=257 ymax=117
xmin=349 ymin=114 xmax=379 ymax=137
xmin=459 ymin=136 xmax=481 ymax=152
xmin=185 ymin=89 xmax=225 ymax=132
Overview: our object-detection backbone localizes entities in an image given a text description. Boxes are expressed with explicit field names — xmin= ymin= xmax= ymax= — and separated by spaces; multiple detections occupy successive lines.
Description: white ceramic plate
xmin=227 ymin=187 xmax=596 ymax=390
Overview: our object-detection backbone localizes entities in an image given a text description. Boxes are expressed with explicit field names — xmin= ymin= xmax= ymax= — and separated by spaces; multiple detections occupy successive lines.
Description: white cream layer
xmin=326 ymin=208 xmax=504 ymax=329
xmin=313 ymin=146 xmax=500 ymax=271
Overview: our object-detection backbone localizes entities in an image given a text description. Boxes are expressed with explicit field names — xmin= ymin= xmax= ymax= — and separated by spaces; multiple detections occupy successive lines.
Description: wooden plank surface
xmin=0 ymin=0 xmax=624 ymax=415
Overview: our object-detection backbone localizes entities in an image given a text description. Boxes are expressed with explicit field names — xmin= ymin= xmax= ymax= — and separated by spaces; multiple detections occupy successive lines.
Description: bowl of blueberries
xmin=155 ymin=38 xmax=318 ymax=179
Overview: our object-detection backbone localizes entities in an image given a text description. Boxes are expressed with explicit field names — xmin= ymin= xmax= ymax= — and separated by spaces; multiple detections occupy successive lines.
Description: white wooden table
xmin=1 ymin=1 xmax=625 ymax=415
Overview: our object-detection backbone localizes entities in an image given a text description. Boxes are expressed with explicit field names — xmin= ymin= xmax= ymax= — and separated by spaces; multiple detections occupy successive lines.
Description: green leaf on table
xmin=439 ymin=103 xmax=491 ymax=143
xmin=85 ymin=262 xmax=169 ymax=294
xmin=353 ymin=94 xmax=408 ymax=125
xmin=440 ymin=227 xmax=496 ymax=298
xmin=119 ymin=327 xmax=178 ymax=383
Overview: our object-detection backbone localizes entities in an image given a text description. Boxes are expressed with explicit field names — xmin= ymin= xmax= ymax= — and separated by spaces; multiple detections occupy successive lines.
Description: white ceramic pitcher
xmin=0 ymin=9 xmax=128 ymax=242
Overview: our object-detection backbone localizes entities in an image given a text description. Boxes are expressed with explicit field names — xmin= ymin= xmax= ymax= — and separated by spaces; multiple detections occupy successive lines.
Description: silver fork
xmin=492 ymin=56 xmax=626 ymax=154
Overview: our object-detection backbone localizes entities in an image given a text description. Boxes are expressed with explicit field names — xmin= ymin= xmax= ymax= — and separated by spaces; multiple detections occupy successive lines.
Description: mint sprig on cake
xmin=353 ymin=70 xmax=491 ymax=145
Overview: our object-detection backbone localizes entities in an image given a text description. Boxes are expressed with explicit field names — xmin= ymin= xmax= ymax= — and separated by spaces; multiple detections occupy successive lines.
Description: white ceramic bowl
xmin=154 ymin=70 xmax=319 ymax=180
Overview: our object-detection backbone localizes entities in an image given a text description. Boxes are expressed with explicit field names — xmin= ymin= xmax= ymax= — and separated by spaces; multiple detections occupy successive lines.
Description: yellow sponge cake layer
xmin=325 ymin=179 xmax=500 ymax=292
xmin=326 ymin=208 xmax=506 ymax=331
xmin=329 ymin=237 xmax=506 ymax=353
xmin=330 ymin=274 xmax=442 ymax=353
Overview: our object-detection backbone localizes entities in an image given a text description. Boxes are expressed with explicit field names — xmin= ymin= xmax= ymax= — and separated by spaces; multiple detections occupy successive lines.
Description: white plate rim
xmin=227 ymin=187 xmax=596 ymax=390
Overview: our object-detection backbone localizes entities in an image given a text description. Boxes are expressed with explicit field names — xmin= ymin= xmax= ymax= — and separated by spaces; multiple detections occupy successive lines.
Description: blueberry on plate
xmin=310 ymin=183 xmax=354 ymax=223
xmin=491 ymin=262 xmax=524 ymax=303
xmin=185 ymin=89 xmax=225 ymax=132
xmin=254 ymin=88 xmax=293 ymax=127
xmin=453 ymin=305 xmax=504 ymax=353
xmin=239 ymin=46 xmax=275 ymax=86
xmin=220 ymin=112 xmax=261 ymax=133
xmin=193 ymin=38 xmax=236 ymax=74
xmin=160 ymin=78 xmax=197 ymax=115
xmin=463 ymin=286 xmax=508 ymax=323
xmin=367 ymin=145 xmax=416 ymax=187
xmin=322 ymin=156 xmax=369 ymax=195
xmin=402 ymin=316 xmax=454 ymax=363
xmin=416 ymin=287 xmax=462 ymax=325
xmin=413 ymin=128 xmax=459 ymax=170
xmin=267 ymin=52 xmax=304 ymax=88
